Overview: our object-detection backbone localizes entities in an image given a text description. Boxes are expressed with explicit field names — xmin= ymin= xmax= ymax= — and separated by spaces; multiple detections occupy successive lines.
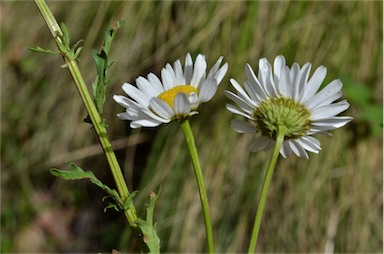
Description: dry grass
xmin=1 ymin=1 xmax=382 ymax=253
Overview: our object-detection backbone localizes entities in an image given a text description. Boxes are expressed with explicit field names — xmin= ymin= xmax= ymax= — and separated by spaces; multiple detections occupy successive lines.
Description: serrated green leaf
xmin=50 ymin=163 xmax=94 ymax=179
xmin=50 ymin=163 xmax=124 ymax=208
xmin=103 ymin=20 xmax=124 ymax=54
xmin=51 ymin=165 xmax=158 ymax=251
xmin=91 ymin=49 xmax=106 ymax=77
xmin=135 ymin=191 xmax=161 ymax=253
xmin=50 ymin=163 xmax=143 ymax=213
xmin=91 ymin=20 xmax=124 ymax=116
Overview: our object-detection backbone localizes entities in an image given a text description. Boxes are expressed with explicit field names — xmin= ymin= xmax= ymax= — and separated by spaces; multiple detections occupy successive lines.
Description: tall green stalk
xmin=34 ymin=0 xmax=150 ymax=251
xmin=248 ymin=126 xmax=286 ymax=253
xmin=180 ymin=120 xmax=214 ymax=253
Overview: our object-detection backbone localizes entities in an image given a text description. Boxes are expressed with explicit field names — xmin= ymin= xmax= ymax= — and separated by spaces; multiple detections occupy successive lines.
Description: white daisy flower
xmin=114 ymin=53 xmax=228 ymax=128
xmin=225 ymin=55 xmax=353 ymax=159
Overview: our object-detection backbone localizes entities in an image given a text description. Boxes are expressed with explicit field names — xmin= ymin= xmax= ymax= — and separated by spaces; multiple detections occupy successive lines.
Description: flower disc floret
xmin=254 ymin=97 xmax=311 ymax=140
xmin=158 ymin=85 xmax=199 ymax=109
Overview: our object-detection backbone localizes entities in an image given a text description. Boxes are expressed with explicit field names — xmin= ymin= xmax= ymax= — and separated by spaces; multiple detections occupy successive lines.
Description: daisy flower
xmin=114 ymin=53 xmax=228 ymax=128
xmin=225 ymin=55 xmax=353 ymax=159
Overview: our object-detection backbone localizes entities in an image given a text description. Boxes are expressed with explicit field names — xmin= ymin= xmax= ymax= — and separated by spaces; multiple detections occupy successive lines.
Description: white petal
xmin=308 ymin=129 xmax=333 ymax=136
xmin=273 ymin=55 xmax=286 ymax=81
xmin=207 ymin=56 xmax=223 ymax=79
xmin=125 ymin=106 xmax=144 ymax=119
xmin=229 ymin=78 xmax=257 ymax=107
xmin=113 ymin=95 xmax=131 ymax=108
xmin=305 ymin=79 xmax=343 ymax=110
xmin=199 ymin=79 xmax=218 ymax=102
xmin=231 ymin=119 xmax=257 ymax=133
xmin=310 ymin=100 xmax=350 ymax=120
xmin=297 ymin=137 xmax=321 ymax=153
xmin=125 ymin=105 xmax=169 ymax=123
xmin=122 ymin=83 xmax=151 ymax=107
xmin=301 ymin=65 xmax=327 ymax=102
xmin=161 ymin=67 xmax=176 ymax=90
xmin=184 ymin=53 xmax=193 ymax=84
xmin=130 ymin=119 xmax=166 ymax=128
xmin=311 ymin=116 xmax=353 ymax=128
xmin=117 ymin=112 xmax=131 ymax=120
xmin=115 ymin=95 xmax=152 ymax=112
xmin=258 ymin=58 xmax=277 ymax=97
xmin=165 ymin=63 xmax=177 ymax=83
xmin=174 ymin=93 xmax=191 ymax=115
xmin=276 ymin=66 xmax=291 ymax=97
xmin=136 ymin=76 xmax=158 ymax=98
xmin=289 ymin=140 xmax=309 ymax=159
xmin=174 ymin=59 xmax=186 ymax=85
xmin=245 ymin=64 xmax=269 ymax=100
xmin=224 ymin=90 xmax=254 ymax=114
xmin=244 ymin=81 xmax=263 ymax=105
xmin=297 ymin=63 xmax=312 ymax=102
xmin=249 ymin=136 xmax=274 ymax=152
xmin=188 ymin=92 xmax=199 ymax=109
xmin=290 ymin=63 xmax=301 ymax=100
xmin=226 ymin=104 xmax=254 ymax=120
xmin=150 ymin=97 xmax=174 ymax=119
xmin=214 ymin=63 xmax=228 ymax=84
xmin=311 ymin=91 xmax=343 ymax=111
xmin=309 ymin=121 xmax=350 ymax=133
xmin=280 ymin=141 xmax=292 ymax=158
xmin=121 ymin=105 xmax=170 ymax=130
xmin=147 ymin=73 xmax=165 ymax=94
xmin=191 ymin=54 xmax=207 ymax=87
xmin=301 ymin=136 xmax=321 ymax=151
xmin=206 ymin=56 xmax=228 ymax=84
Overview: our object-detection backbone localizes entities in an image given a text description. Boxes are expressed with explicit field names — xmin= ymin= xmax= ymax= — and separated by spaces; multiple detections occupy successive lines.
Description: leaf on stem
xmin=59 ymin=22 xmax=71 ymax=47
xmin=50 ymin=163 xmax=130 ymax=212
xmin=28 ymin=46 xmax=58 ymax=55
xmin=91 ymin=20 xmax=125 ymax=116
xmin=135 ymin=190 xmax=161 ymax=252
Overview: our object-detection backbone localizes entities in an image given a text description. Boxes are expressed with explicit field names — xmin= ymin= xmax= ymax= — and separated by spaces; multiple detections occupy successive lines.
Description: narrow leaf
xmin=28 ymin=46 xmax=58 ymax=54
xmin=60 ymin=22 xmax=71 ymax=46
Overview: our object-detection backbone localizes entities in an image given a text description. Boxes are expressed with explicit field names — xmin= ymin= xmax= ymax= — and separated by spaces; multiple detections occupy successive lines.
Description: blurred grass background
xmin=1 ymin=1 xmax=383 ymax=253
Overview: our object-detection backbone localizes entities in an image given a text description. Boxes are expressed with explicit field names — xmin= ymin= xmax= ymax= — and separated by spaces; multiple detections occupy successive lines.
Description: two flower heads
xmin=114 ymin=53 xmax=352 ymax=159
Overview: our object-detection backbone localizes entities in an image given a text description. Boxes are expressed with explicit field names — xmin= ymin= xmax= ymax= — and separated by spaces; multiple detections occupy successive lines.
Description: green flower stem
xmin=180 ymin=119 xmax=214 ymax=253
xmin=34 ymin=0 xmax=141 ymax=240
xmin=248 ymin=125 xmax=286 ymax=254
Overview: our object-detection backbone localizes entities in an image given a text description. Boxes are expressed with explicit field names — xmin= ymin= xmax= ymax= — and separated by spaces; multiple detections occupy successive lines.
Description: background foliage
xmin=1 ymin=1 xmax=382 ymax=253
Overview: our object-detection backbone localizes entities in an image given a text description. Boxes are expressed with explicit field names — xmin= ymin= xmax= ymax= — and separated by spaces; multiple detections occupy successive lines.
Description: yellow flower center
xmin=158 ymin=85 xmax=199 ymax=109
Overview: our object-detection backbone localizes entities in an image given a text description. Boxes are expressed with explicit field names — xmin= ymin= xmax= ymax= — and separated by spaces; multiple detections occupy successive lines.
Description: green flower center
xmin=253 ymin=97 xmax=311 ymax=140
xmin=158 ymin=85 xmax=199 ymax=109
